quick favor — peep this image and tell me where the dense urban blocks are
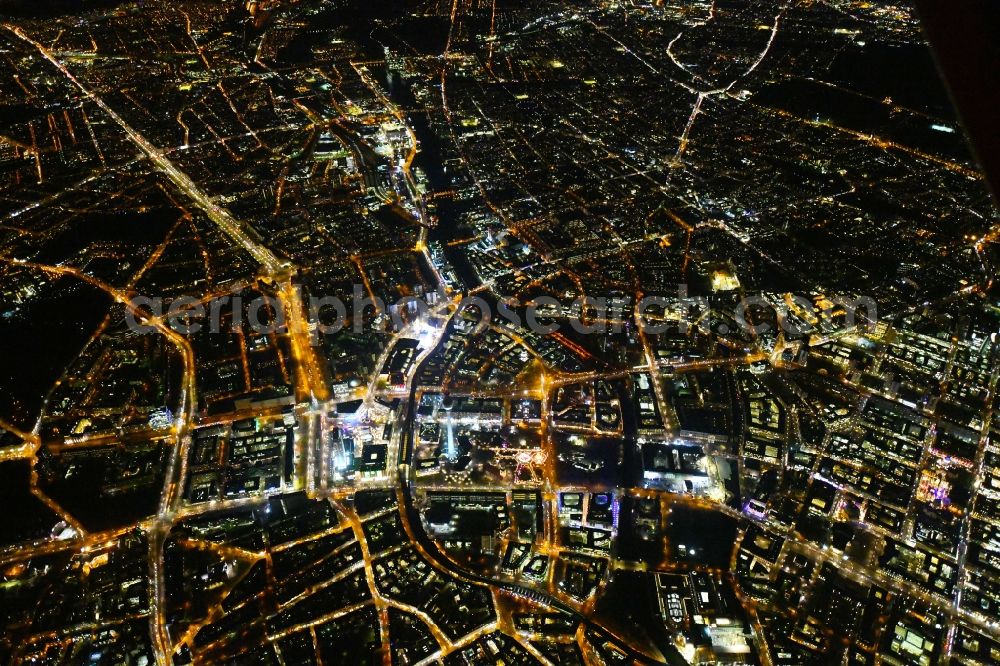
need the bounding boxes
[0,0,998,664]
